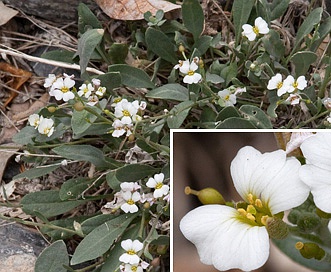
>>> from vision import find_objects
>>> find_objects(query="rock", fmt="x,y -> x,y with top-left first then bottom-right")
0,220 -> 48,271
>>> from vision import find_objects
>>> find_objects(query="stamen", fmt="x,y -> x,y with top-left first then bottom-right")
122,110 -> 131,116
61,87 -> 69,93
247,204 -> 256,215
127,249 -> 136,255
247,193 -> 254,204
255,199 -> 263,208
237,208 -> 247,217
293,82 -> 298,88
246,213 -> 256,221
261,215 -> 269,225
188,70 -> 195,76
253,26 -> 259,35
127,199 -> 135,205
155,182 -> 163,189
277,82 -> 283,89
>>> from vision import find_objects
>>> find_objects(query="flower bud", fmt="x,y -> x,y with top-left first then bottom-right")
178,44 -> 185,53
287,209 -> 300,224
184,186 -> 225,205
295,242 -> 325,260
47,106 -> 57,113
128,134 -> 135,142
74,101 -> 85,111
265,217 -> 289,240
297,212 -> 321,233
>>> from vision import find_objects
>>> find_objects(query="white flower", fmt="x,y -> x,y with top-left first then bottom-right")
146,173 -> 169,198
78,83 -> 94,98
285,93 -> 301,105
37,117 -> 55,137
121,263 -> 143,272
86,95 -> 99,106
28,114 -> 41,128
323,98 -> 331,109
267,73 -> 289,96
234,87 -> 246,96
283,75 -> 307,93
174,59 -> 202,84
120,182 -> 141,192
51,76 -> 75,101
217,89 -> 236,107
92,78 -> 101,87
119,239 -> 143,264
120,191 -> 141,213
180,146 -> 309,271
112,119 -> 133,138
114,99 -> 138,124
95,86 -> 106,97
242,17 -> 269,41
299,133 -> 331,213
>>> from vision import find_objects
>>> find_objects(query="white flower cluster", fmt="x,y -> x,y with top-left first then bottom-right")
267,73 -> 307,105
77,78 -> 106,106
174,57 -> 202,84
102,173 -> 169,214
28,114 -> 55,137
217,87 -> 246,107
119,239 -> 149,271
111,98 -> 146,138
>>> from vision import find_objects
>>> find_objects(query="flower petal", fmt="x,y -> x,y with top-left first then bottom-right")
180,205 -> 269,271
300,165 -> 331,213
231,146 -> 309,214
300,133 -> 331,170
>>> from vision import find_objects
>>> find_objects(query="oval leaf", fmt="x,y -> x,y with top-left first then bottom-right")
291,51 -> 317,77
108,64 -> 154,88
35,240 -> 69,272
232,0 -> 254,45
77,28 -> 104,74
71,214 -> 136,265
21,190 -> 87,218
216,117 -> 256,128
167,101 -> 194,129
239,105 -> 273,128
145,27 -> 178,64
146,83 -> 189,101
116,164 -> 158,182
182,0 -> 204,41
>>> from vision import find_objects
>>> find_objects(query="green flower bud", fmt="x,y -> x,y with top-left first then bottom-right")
185,186 -> 225,205
74,101 -> 85,111
265,217 -> 289,240
287,209 -> 301,224
295,242 -> 325,260
47,106 -> 57,113
297,212 -> 321,233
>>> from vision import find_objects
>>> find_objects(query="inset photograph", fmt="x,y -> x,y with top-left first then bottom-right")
173,131 -> 330,272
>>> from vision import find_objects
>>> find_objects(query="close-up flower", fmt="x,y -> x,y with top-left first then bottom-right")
299,133 -> 331,213
217,89 -> 237,107
146,173 -> 169,198
120,191 -> 141,213
112,119 -> 133,138
119,239 -> 143,264
120,263 -> 143,272
114,99 -> 139,124
51,75 -> 75,102
267,73 -> 289,96
285,93 -> 301,105
43,74 -> 57,89
174,59 -> 202,84
78,83 -> 94,98
180,146 -> 310,271
37,117 -> 55,137
283,75 -> 307,93
242,17 -> 269,41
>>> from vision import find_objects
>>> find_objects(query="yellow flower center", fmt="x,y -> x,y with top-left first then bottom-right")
253,26 -> 259,35
293,82 -> 298,88
127,199 -> 135,205
83,88 -> 89,93
224,95 -> 230,101
43,128 -> 50,135
155,182 -> 163,189
114,97 -> 122,103
122,110 -> 131,116
236,193 -> 271,226
277,82 -> 283,89
131,266 -> 138,272
127,249 -> 136,255
188,70 -> 195,76
61,87 -> 69,93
